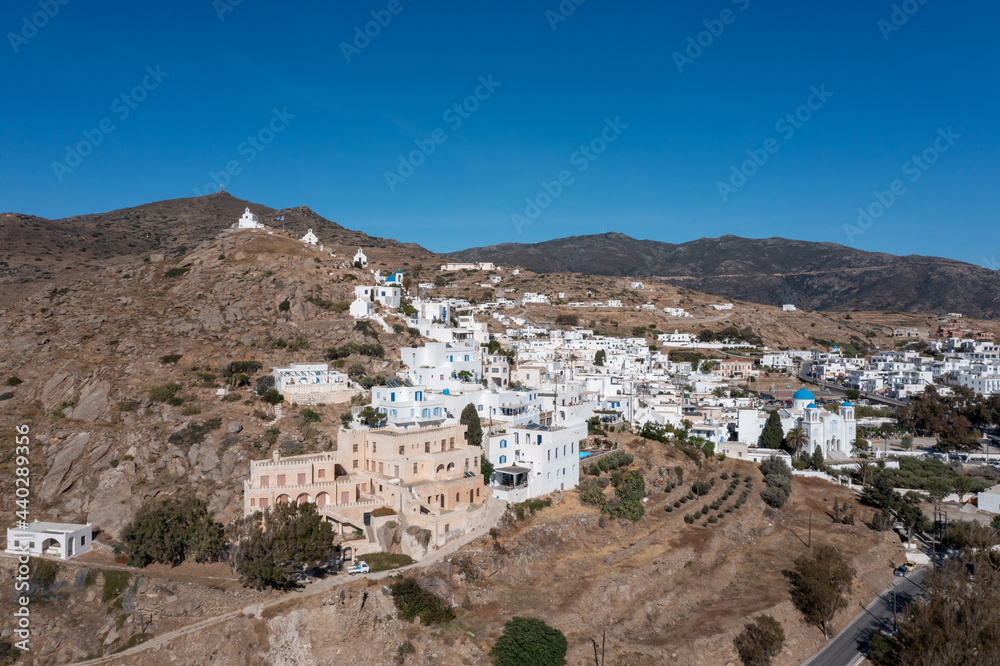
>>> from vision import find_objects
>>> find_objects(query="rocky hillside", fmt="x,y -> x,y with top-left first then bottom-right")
0,225 -> 426,539
0,192 -> 439,307
450,232 -> 1000,318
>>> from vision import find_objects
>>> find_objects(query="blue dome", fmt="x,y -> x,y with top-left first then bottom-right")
841,400 -> 852,407
793,388 -> 815,401
806,402 -> 818,409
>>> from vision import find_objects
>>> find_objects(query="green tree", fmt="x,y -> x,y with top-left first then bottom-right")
785,427 -> 807,452
787,545 -> 856,639
460,403 -> 483,447
953,475 -> 975,503
602,469 -> 645,522
227,502 -> 334,590
845,389 -> 861,401
594,350 -> 606,366
811,445 -> 824,470
121,497 -> 225,567
480,457 -> 494,484
358,406 -> 384,426
899,433 -> 914,450
490,616 -> 567,666
760,411 -> 784,449
733,615 -> 786,666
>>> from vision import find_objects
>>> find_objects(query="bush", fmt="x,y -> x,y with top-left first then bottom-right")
299,408 -> 321,423
30,559 -> 60,594
160,354 -> 182,364
578,479 -> 607,507
684,514 -> 695,524
362,552 -> 413,572
760,485 -> 789,509
692,481 -> 712,496
164,267 -> 189,278
278,300 -> 290,312
601,470 -> 645,522
733,615 -> 786,666
149,383 -> 182,404
370,507 -> 396,518
5,376 -> 23,386
102,570 -> 131,603
490,616 -> 567,666
390,578 -> 455,625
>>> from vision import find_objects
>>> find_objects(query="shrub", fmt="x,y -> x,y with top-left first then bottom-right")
30,559 -> 60,594
160,354 -> 182,364
665,505 -> 674,513
370,507 -> 396,518
260,388 -> 284,405
278,300 -> 290,312
760,485 -> 789,509
164,267 -> 190,278
390,578 -> 455,625
119,401 -> 134,412
5,376 -> 23,386
490,616 -> 567,666
362,552 -> 413,572
692,481 -> 712,496
684,514 -> 695,524
708,515 -> 718,524
721,471 -> 729,480
601,470 -> 645,522
149,383 -> 182,403
673,500 -> 681,508
578,479 -> 607,507
299,408 -> 321,423
102,570 -> 131,603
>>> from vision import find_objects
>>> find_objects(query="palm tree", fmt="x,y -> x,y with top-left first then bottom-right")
785,427 -> 807,452
856,458 -> 873,486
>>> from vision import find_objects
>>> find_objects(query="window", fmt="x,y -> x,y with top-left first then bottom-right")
352,460 -> 359,469
537,435 -> 542,444
81,535 -> 86,546
449,437 -> 455,449
425,442 -> 430,453
499,455 -> 507,464
260,498 -> 268,509
476,488 -> 480,497
464,355 -> 470,361
318,468 -> 326,479
352,443 -> 358,453
547,472 -> 551,480
250,498 -> 256,507
277,475 -> 286,487
297,473 -> 306,485
571,442 -> 575,454
413,463 -> 418,473
500,439 -> 507,448
474,457 -> 478,467
261,475 -> 269,488
399,446 -> 405,455
547,450 -> 551,461
563,445 -> 567,456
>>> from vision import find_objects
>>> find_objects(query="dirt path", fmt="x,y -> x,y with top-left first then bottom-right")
77,497 -> 507,664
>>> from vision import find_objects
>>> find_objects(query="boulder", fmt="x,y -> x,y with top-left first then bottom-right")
228,421 -> 243,434
38,433 -> 91,500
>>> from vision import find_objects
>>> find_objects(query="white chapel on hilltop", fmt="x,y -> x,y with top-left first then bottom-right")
300,228 -> 319,245
353,248 -> 368,267
237,208 -> 264,230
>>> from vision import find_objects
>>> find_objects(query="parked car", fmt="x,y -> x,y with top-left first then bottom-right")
346,561 -> 370,575
894,561 -> 916,577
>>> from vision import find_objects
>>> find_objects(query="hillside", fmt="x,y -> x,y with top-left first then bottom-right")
0,192 -> 438,307
449,233 -> 1000,318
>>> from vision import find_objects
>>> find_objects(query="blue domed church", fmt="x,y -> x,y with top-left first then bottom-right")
779,388 -> 857,460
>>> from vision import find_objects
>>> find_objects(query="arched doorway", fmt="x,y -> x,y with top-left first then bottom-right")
296,493 -> 311,505
277,494 -> 290,504
316,492 -> 329,508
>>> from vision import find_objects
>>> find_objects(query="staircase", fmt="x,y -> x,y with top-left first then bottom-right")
267,404 -> 284,426
368,312 -> 394,334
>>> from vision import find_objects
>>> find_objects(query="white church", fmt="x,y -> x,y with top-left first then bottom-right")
300,228 -> 319,245
236,207 -> 264,230
779,388 -> 857,460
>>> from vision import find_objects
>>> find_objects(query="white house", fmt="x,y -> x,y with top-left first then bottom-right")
237,207 -> 264,229
630,282 -> 644,290
6,521 -> 92,560
349,296 -> 374,319
353,249 -> 369,267
782,304 -> 797,312
710,303 -> 734,311
299,228 -> 320,245
371,381 -> 446,427
485,422 -> 585,502
355,285 -> 401,309
273,363 -> 355,405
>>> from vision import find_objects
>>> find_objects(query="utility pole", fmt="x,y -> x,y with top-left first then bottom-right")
808,509 -> 812,548
601,625 -> 606,666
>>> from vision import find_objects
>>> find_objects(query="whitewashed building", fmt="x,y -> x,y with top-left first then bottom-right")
353,249 -> 369,267
273,363 -> 355,405
237,207 -> 264,229
485,422 -> 585,502
5,522 -> 92,560
299,228 -> 320,245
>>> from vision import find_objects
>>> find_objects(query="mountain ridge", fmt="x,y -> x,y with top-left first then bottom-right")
449,232 -> 1000,318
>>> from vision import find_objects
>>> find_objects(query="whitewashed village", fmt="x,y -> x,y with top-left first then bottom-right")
4,204 -> 1000,665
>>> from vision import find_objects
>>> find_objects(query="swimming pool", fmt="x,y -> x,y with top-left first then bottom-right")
579,452 -> 593,459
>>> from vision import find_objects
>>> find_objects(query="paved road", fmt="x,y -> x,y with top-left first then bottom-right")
803,567 -> 926,666
797,362 -> 908,408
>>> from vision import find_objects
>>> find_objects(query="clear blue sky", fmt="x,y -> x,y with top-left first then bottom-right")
2,0 -> 998,265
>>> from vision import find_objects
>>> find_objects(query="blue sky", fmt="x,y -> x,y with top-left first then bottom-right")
1,0 -> 998,265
